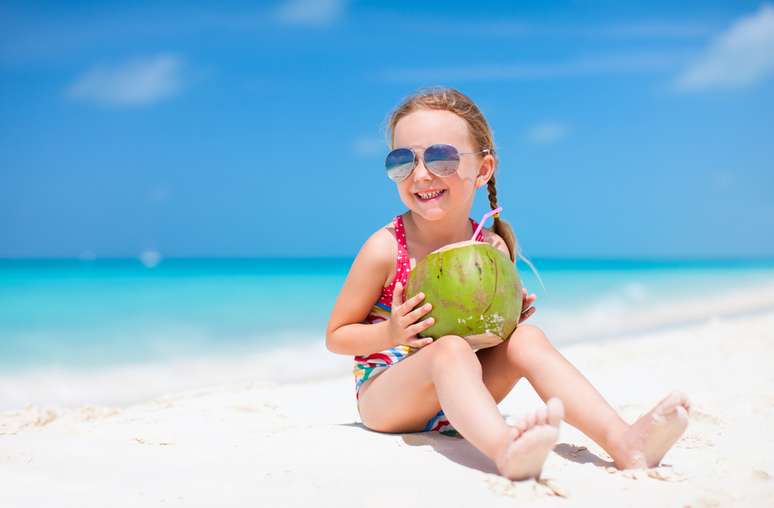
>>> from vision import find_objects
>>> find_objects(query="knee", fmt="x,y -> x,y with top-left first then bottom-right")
507,324 -> 553,367
428,335 -> 480,375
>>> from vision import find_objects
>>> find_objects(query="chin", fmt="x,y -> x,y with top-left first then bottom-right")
411,208 -> 446,221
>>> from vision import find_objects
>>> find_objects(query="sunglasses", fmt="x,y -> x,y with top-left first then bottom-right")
385,144 -> 490,183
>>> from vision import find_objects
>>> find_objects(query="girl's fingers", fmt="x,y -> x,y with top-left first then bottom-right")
402,291 -> 425,311
397,291 -> 425,317
403,303 -> 432,324
391,281 -> 404,311
521,295 -> 536,311
407,317 -> 434,336
407,336 -> 434,348
520,288 -> 537,309
519,307 -> 536,323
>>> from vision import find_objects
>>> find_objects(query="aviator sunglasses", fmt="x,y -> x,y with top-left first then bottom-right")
385,144 -> 490,183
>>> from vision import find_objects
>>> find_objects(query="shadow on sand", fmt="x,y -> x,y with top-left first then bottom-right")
552,443 -> 614,468
337,422 -> 615,473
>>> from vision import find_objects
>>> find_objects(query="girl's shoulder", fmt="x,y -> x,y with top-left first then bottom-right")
357,219 -> 399,267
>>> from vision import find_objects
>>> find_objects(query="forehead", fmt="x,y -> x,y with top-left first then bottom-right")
393,109 -> 472,149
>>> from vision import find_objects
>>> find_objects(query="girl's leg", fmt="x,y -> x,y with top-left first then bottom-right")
357,335 -> 564,479
476,324 -> 691,469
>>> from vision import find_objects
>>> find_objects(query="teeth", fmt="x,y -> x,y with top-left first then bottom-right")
417,190 -> 443,199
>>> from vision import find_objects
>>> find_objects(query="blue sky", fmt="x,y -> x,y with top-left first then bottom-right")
1,0 -> 773,259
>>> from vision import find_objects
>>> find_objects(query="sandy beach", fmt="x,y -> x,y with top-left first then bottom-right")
2,305 -> 773,507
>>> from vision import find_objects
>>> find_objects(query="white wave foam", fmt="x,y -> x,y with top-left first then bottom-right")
536,280 -> 774,344
0,339 -> 352,411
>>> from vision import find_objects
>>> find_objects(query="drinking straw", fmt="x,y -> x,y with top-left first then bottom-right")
471,207 -> 502,241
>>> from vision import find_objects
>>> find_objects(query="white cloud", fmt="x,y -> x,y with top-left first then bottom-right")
353,136 -> 385,156
375,50 -> 690,83
674,4 -> 774,91
273,0 -> 348,27
525,121 -> 569,145
363,12 -> 712,40
67,54 -> 183,106
592,20 -> 713,39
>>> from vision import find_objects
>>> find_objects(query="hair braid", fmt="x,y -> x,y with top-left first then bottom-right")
486,175 -> 517,263
487,175 -> 499,211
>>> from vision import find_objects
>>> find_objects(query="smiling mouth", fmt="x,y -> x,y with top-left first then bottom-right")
415,189 -> 446,201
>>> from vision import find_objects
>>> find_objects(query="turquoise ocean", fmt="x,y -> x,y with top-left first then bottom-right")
2,257 -> 774,409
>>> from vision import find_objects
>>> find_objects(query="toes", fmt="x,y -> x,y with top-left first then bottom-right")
516,399 -> 565,434
670,391 -> 691,417
666,390 -> 690,408
680,393 -> 692,414
514,412 -> 539,432
536,407 -> 548,425
521,425 -> 559,451
497,425 -> 559,481
513,415 -> 529,433
546,398 -> 564,426
657,391 -> 689,416
663,391 -> 681,407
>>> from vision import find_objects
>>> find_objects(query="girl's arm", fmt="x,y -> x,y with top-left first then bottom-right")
325,230 -> 396,356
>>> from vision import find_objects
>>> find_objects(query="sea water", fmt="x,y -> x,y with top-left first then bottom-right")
2,257 -> 774,409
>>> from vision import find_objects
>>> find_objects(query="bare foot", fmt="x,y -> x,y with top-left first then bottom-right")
610,391 -> 691,469
495,398 -> 564,481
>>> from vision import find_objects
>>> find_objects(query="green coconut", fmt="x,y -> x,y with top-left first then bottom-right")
406,240 -> 522,350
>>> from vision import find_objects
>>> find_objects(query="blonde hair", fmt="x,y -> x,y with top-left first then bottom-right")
384,86 -> 544,288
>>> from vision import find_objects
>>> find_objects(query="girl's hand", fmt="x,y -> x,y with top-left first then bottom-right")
388,282 -> 436,348
519,287 -> 537,324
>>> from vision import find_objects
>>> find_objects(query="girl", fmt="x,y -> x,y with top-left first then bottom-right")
325,87 -> 691,481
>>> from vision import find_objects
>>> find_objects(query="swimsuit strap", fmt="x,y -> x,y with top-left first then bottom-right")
393,214 -> 411,286
381,214 -> 486,306
379,215 -> 410,306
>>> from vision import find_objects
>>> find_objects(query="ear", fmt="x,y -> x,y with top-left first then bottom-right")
475,153 -> 496,188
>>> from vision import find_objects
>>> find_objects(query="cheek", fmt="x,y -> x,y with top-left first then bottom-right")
447,175 -> 475,194
457,169 -> 478,186
396,185 -> 416,204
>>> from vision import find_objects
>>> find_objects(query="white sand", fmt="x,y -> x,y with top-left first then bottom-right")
2,309 -> 774,507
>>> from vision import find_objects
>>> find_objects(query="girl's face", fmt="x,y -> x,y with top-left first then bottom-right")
392,109 -> 494,222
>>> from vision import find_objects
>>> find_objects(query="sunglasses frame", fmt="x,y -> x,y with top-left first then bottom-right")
385,144 -> 491,183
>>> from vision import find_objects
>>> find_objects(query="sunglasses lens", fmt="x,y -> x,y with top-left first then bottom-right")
425,144 -> 460,176
385,148 -> 415,182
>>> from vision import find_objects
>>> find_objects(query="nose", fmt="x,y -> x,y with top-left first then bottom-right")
412,155 -> 432,182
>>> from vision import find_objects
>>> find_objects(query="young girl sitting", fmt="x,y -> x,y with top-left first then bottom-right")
325,86 -> 691,481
